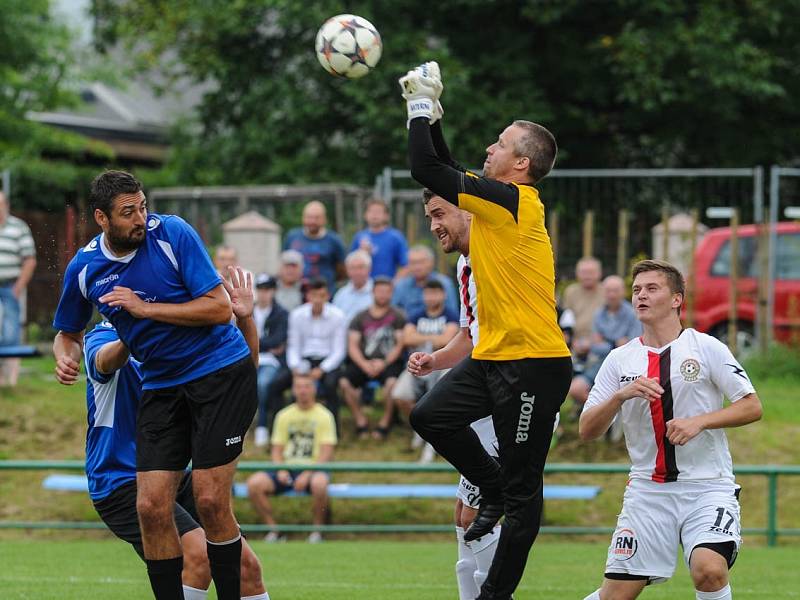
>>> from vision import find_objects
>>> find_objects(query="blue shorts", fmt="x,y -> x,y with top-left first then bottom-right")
267,469 -> 329,495
0,284 -> 21,346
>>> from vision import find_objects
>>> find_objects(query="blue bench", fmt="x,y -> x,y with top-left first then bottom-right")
0,345 -> 40,358
43,474 -> 600,501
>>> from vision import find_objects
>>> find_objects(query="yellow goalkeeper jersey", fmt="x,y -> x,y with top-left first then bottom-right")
458,172 -> 569,360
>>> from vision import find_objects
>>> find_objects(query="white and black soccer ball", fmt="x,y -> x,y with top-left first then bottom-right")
315,14 -> 382,79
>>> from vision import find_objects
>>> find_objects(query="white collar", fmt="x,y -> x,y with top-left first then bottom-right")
99,233 -> 138,264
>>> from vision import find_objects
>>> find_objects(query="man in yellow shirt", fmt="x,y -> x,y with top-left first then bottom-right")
401,63 -> 572,600
245,373 -> 336,544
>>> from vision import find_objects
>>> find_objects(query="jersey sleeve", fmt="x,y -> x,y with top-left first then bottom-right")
408,119 -> 522,227
18,221 -> 36,258
84,327 -> 123,384
271,410 -> 289,446
317,409 -> 338,446
53,255 -> 94,333
584,351 -> 622,411
164,216 -> 222,299
704,337 -> 756,402
395,231 -> 409,267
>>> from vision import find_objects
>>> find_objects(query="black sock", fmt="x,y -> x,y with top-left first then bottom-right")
145,556 -> 184,600
206,536 -> 242,600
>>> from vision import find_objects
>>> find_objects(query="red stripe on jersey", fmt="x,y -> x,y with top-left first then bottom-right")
647,350 -> 668,483
460,263 -> 474,338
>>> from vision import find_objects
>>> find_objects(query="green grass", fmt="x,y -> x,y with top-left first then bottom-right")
1,539 -> 799,599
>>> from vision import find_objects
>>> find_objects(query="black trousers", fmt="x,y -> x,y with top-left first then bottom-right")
410,356 -> 572,600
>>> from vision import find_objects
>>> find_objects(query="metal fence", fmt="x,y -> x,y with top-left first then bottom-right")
1,460 -> 797,546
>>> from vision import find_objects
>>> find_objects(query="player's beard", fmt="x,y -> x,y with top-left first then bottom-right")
106,220 -> 146,252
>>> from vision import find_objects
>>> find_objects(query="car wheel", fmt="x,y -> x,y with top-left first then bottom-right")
709,321 -> 756,356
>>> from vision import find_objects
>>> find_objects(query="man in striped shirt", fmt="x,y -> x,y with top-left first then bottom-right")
0,192 -> 36,386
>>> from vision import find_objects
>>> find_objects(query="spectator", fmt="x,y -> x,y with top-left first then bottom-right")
246,373 -> 336,544
252,274 -> 290,448
275,249 -> 305,311
392,245 -> 458,317
340,276 -> 406,440
568,275 -> 642,411
393,279 -> 459,462
283,201 -> 345,292
0,191 -> 36,387
283,277 -> 347,423
333,250 -> 374,322
213,244 -> 239,279
349,199 -> 409,278
562,257 -> 604,357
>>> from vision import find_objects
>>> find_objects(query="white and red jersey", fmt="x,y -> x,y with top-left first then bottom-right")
456,253 -> 497,456
585,328 -> 755,484
457,254 -> 479,344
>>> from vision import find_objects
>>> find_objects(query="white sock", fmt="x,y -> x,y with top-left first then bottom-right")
470,525 -> 500,590
583,590 -> 601,600
696,584 -> 732,600
242,594 -> 270,600
182,585 -> 208,600
455,526 -> 480,600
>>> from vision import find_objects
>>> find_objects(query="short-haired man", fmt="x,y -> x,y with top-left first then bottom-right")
283,201 -> 345,292
53,171 -> 256,600
391,244 -> 458,317
407,189 -> 503,599
246,372 -> 337,544
568,275 -> 642,412
402,63 -> 572,600
562,256 -> 605,356
285,277 -> 348,423
580,259 -> 762,600
0,191 -> 37,386
394,278 -> 459,460
349,199 -> 409,278
332,250 -> 374,322
340,276 -> 406,440
252,274 -> 289,448
275,250 -> 305,311
84,269 -> 268,600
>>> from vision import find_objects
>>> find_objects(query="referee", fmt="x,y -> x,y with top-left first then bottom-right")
402,64 -> 572,600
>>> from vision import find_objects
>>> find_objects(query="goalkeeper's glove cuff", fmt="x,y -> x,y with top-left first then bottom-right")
407,97 -> 435,128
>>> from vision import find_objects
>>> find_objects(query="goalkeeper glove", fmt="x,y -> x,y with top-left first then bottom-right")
399,61 -> 443,126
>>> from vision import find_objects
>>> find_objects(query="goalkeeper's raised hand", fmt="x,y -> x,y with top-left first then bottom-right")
399,61 -> 443,126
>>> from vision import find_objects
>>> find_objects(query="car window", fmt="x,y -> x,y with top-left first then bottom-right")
776,233 -> 800,280
710,236 -> 758,278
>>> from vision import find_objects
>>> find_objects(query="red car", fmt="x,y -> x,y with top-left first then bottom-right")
689,222 -> 800,347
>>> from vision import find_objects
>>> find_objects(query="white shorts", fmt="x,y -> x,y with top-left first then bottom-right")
456,413 -> 560,509
605,479 -> 742,583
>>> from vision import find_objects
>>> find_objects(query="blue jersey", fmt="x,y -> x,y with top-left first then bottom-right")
349,228 -> 409,278
83,322 -> 140,501
283,228 -> 345,291
53,213 -> 249,389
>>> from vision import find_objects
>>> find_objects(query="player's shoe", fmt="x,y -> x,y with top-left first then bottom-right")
464,498 -> 504,542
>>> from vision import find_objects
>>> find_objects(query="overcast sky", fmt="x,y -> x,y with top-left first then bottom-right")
53,0 -> 92,44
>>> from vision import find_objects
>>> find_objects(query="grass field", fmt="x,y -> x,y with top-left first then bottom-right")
2,539 -> 799,599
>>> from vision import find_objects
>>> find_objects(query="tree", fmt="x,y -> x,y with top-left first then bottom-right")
1,0 -> 113,210
91,0 -> 800,187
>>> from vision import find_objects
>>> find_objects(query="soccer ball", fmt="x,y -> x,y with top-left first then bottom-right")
315,14 -> 382,79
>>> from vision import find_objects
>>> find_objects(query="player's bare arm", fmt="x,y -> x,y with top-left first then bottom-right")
408,327 -> 473,377
98,283 -> 232,326
666,392 -> 762,446
579,377 -> 664,441
53,330 -> 84,385
95,340 -> 131,376
222,266 -> 259,367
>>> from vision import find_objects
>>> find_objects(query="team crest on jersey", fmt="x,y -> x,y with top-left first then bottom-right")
83,239 -> 99,252
147,216 -> 161,230
680,358 -> 701,382
611,528 -> 638,561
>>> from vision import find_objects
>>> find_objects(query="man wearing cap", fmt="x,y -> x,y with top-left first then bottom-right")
275,250 -> 305,311
253,274 -> 290,447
